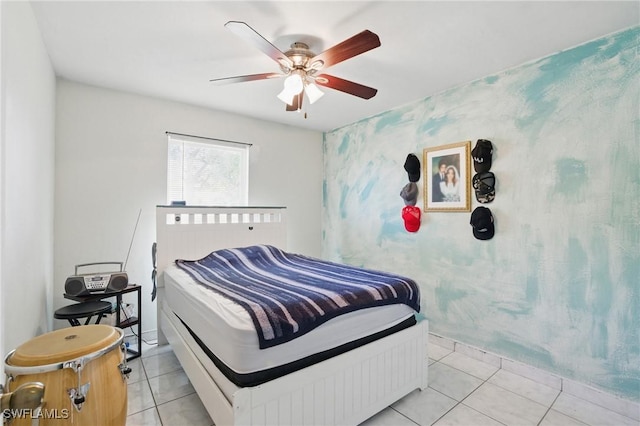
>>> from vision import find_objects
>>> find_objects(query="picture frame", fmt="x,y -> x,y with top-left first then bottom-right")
423,141 -> 471,212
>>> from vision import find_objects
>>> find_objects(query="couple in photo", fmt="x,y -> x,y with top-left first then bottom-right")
432,159 -> 460,202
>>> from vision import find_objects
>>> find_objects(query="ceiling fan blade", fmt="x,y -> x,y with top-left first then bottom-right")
210,72 -> 282,85
309,30 -> 380,70
286,91 -> 304,112
315,74 -> 377,99
225,21 -> 293,69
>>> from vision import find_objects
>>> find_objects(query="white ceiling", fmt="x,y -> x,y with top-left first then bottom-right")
31,1 -> 638,132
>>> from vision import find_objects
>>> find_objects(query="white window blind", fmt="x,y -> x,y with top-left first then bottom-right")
167,133 -> 249,206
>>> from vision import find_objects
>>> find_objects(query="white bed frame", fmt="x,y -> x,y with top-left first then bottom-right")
156,206 -> 427,426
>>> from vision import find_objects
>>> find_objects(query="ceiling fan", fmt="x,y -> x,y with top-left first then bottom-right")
210,21 -> 381,112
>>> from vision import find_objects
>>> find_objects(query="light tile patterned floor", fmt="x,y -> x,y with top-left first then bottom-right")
126,341 -> 639,426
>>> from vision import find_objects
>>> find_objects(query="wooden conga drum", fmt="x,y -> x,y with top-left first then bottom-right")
4,325 -> 128,425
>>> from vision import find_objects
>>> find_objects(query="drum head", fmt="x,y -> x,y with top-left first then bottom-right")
8,325 -> 119,367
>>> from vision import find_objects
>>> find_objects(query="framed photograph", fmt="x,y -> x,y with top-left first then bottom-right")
423,141 -> 471,212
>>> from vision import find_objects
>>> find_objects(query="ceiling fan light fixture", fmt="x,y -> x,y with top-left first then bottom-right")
305,82 -> 324,104
284,71 -> 304,93
277,88 -> 296,105
277,71 -> 304,105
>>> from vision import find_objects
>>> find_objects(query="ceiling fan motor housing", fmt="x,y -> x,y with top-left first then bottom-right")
281,42 -> 322,74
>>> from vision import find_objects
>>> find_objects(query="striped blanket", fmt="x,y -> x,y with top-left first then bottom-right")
175,245 -> 420,349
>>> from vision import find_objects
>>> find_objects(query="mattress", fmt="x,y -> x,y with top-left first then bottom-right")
164,265 -> 417,377
175,244 -> 421,349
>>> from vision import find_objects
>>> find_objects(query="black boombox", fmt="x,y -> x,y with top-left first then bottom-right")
64,262 -> 128,296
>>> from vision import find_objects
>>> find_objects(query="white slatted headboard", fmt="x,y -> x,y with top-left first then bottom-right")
155,205 -> 287,343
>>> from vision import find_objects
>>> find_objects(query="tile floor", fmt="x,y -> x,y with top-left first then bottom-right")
126,341 -> 638,426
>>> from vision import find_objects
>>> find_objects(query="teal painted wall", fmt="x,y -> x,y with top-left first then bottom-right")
323,27 -> 639,401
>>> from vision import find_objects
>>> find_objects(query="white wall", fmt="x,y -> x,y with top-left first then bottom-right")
55,80 -> 323,336
1,2 -> 56,354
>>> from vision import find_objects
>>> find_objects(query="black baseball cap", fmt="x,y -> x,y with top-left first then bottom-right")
472,172 -> 495,203
404,154 -> 421,182
470,206 -> 495,240
472,139 -> 493,173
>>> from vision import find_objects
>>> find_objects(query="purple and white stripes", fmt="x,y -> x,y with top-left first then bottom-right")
175,245 -> 420,349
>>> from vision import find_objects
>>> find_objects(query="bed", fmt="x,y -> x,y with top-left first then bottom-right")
156,205 -> 428,426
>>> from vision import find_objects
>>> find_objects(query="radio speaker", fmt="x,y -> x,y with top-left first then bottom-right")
64,273 -> 128,296
65,277 -> 90,297
106,273 -> 128,292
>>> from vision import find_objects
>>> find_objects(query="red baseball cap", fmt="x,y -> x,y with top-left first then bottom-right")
402,206 -> 421,232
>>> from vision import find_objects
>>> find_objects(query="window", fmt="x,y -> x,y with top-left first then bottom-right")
167,133 -> 249,206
